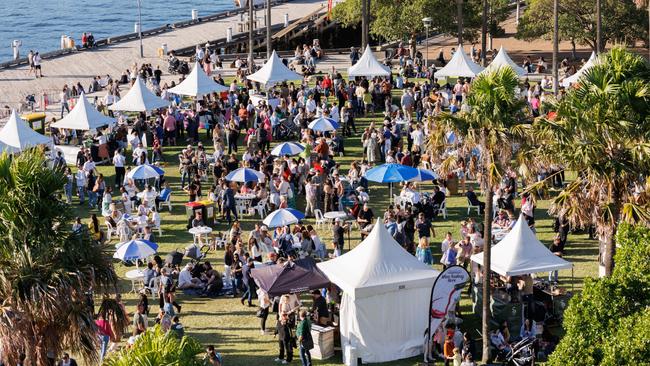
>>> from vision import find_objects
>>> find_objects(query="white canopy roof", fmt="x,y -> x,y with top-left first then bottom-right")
471,216 -> 573,276
52,92 -> 115,130
435,45 -> 485,78
318,222 -> 438,299
348,45 -> 391,77
561,51 -> 597,87
167,61 -> 229,97
109,77 -> 169,112
481,46 -> 526,76
0,110 -> 51,152
247,51 -> 303,86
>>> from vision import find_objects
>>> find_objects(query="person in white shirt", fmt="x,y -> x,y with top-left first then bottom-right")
113,148 -> 126,188
82,158 -> 97,176
330,103 -> 340,123
132,142 -> 146,164
178,263 -> 203,289
356,186 -> 369,204
305,95 -> 317,115
410,124 -> 425,151
75,169 -> 87,204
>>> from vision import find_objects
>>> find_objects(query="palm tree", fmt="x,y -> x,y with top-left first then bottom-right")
526,47 -> 650,277
0,150 -> 117,366
103,325 -> 206,366
427,67 -> 529,362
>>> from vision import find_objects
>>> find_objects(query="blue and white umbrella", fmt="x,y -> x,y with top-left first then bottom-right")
113,239 -> 158,261
363,163 -> 419,183
126,164 -> 164,180
263,208 -> 305,228
226,167 -> 266,183
271,142 -> 305,156
408,168 -> 438,182
308,116 -> 339,132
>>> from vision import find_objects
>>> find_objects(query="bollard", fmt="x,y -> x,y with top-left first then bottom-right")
134,22 -> 141,34
11,40 -> 21,60
192,9 -> 198,20
226,27 -> 233,42
61,35 -> 66,50
284,13 -> 289,27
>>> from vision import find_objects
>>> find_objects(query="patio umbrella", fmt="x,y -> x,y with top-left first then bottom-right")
263,208 -> 305,228
364,163 -> 419,201
408,168 -> 438,182
226,167 -> 265,183
271,142 -> 305,156
113,239 -> 158,262
308,116 -> 339,132
126,164 -> 164,180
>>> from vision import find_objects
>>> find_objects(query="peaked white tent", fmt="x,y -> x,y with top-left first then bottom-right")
348,45 -> 391,77
471,216 -> 573,276
561,51 -> 597,87
0,110 -> 51,152
109,76 -> 169,112
435,45 -> 485,78
167,61 -> 229,97
318,223 -> 438,364
52,92 -> 115,130
247,50 -> 302,85
481,46 -> 526,76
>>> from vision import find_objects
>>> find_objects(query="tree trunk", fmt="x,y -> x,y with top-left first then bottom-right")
571,39 -> 577,60
481,0 -> 488,66
596,0 -> 602,54
361,0 -> 369,49
457,0 -> 464,45
266,0 -> 272,59
516,0 -> 520,25
248,0 -> 254,72
481,187 -> 494,363
600,185 -> 622,276
552,0 -> 559,95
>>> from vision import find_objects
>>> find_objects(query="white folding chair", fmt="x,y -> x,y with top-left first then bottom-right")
105,220 -> 118,242
436,200 -> 448,219
152,216 -> 162,237
467,198 -> 481,215
314,209 -> 326,228
163,192 -> 173,212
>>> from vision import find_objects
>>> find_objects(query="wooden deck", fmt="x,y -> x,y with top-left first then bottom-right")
0,0 -> 324,110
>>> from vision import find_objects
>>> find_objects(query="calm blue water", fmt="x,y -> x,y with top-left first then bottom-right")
0,0 -> 236,62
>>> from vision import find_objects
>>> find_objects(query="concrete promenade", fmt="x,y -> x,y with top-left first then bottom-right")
0,0 -> 324,110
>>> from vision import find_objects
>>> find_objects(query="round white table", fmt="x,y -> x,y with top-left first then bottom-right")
125,269 -> 144,293
189,226 -> 213,244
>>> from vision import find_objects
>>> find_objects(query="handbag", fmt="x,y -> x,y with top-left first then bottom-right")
256,307 -> 267,318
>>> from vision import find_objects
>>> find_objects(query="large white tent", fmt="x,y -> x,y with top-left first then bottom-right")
481,46 -> 526,77
348,45 -> 391,77
52,92 -> 115,130
317,223 -> 438,364
167,61 -> 229,97
471,215 -> 573,276
561,51 -> 597,87
247,50 -> 302,86
435,45 -> 485,78
0,110 -> 51,152
109,76 -> 169,112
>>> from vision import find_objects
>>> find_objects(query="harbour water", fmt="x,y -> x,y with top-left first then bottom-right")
0,0 -> 235,62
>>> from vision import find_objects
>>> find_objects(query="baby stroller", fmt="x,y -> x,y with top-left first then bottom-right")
277,119 -> 299,140
505,337 -> 536,366
184,243 -> 210,261
168,56 -> 190,75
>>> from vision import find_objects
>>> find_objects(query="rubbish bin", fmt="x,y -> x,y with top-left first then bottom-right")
446,173 -> 458,195
21,112 -> 46,134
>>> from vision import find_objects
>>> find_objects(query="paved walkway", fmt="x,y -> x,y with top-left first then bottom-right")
0,0 -> 324,109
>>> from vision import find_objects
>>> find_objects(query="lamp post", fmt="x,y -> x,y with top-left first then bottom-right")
137,0 -> 143,58
422,17 -> 432,70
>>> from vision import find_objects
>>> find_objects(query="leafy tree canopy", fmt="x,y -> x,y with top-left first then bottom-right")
548,223 -> 650,365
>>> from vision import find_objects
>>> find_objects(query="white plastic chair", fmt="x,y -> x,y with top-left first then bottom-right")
152,215 -> 162,237
467,198 -> 481,215
436,200 -> 448,219
105,220 -> 118,242
163,192 -> 173,212
252,198 -> 268,218
236,200 -> 248,217
314,209 -> 326,228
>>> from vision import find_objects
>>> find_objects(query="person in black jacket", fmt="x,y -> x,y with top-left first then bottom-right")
274,313 -> 294,364
465,186 -> 485,214
57,353 -> 78,366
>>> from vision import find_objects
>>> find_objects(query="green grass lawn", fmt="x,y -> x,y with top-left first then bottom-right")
68,95 -> 598,366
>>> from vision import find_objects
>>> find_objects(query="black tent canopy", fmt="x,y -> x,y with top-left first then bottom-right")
251,257 -> 330,297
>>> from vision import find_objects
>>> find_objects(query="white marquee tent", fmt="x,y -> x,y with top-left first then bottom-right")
168,61 -> 229,97
109,76 -> 169,112
561,51 -> 597,87
317,223 -> 438,364
435,45 -> 485,78
348,45 -> 391,77
0,110 -> 51,152
52,92 -> 115,130
481,46 -> 526,77
471,215 -> 573,276
247,51 -> 302,86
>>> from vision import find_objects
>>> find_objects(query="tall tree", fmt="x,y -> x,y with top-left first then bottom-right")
427,67 -> 529,363
0,150 -> 117,366
526,47 -> 650,276
517,0 -> 649,53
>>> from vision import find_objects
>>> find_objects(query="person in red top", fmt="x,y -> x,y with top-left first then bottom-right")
314,138 -> 329,160
96,311 -> 115,362
321,75 -> 332,96
163,111 -> 176,146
